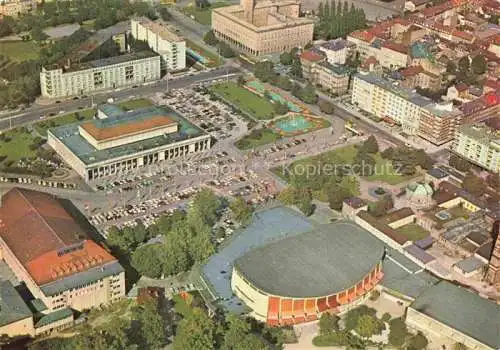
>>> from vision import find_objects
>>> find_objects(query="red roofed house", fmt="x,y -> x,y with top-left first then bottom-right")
0,188 -> 125,313
347,30 -> 376,58
299,50 -> 325,80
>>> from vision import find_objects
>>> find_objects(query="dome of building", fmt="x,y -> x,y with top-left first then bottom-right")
406,182 -> 434,209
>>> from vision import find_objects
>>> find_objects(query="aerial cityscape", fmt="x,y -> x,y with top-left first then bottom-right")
0,0 -> 498,348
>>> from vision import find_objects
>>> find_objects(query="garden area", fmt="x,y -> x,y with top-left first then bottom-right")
395,223 -> 430,241
118,98 -> 153,111
181,2 -> 228,25
235,128 -> 281,150
0,128 -> 38,164
210,81 -> 276,120
35,108 -> 96,136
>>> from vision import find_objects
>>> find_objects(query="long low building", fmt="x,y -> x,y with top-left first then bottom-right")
40,51 -> 161,99
0,188 -> 125,315
48,104 -> 211,182
232,221 -> 385,325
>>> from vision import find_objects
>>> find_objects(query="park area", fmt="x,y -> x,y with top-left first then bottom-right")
210,82 -> 276,120
186,39 -> 222,68
182,2 -> 228,25
0,41 -> 41,62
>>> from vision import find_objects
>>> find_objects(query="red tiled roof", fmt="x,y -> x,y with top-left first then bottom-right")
422,1 -> 453,17
349,30 -> 375,43
382,41 -> 409,55
452,30 -> 475,42
0,188 -> 117,285
300,50 -> 324,62
401,65 -> 424,77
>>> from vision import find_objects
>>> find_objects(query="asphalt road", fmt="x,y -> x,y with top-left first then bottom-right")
0,66 -> 241,131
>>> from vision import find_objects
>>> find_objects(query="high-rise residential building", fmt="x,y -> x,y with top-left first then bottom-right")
130,17 -> 186,72
212,0 -> 314,57
351,72 -> 462,144
0,188 -> 126,314
40,52 -> 161,99
451,124 -> 499,173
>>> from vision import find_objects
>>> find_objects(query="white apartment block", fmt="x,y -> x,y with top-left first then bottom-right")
318,39 -> 348,65
131,17 -> 186,71
452,124 -> 499,173
40,52 -> 161,99
351,72 -> 425,135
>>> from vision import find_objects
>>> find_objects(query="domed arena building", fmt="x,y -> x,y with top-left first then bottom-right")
231,221 -> 385,325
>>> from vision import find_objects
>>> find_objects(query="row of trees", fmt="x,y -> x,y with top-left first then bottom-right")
203,30 -> 236,58
0,0 -> 157,38
447,55 -> 487,85
316,0 -> 367,39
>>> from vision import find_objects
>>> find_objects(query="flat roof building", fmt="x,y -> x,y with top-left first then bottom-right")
212,0 -> 314,57
41,51 -> 161,99
131,17 -> 186,71
0,188 -> 125,314
452,123 -> 499,173
48,104 -> 211,181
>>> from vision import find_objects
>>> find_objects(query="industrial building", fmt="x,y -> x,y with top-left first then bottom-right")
0,188 -> 125,318
212,0 -> 314,57
131,17 -> 186,71
48,103 -> 212,182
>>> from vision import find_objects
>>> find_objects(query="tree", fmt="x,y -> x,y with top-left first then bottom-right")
471,55 -> 487,75
369,194 -> 393,217
277,75 -> 293,91
30,26 -> 48,42
222,315 -> 266,350
273,101 -> 289,115
353,151 -> 376,176
254,61 -> 276,83
290,58 -> 302,78
131,244 -> 165,278
318,99 -> 335,114
462,171 -> 486,197
299,83 -> 317,104
218,42 -> 235,58
388,318 -> 408,347
134,300 -> 167,349
204,30 -> 218,46
344,306 -> 377,331
159,7 -> 172,21
237,75 -> 245,86
279,52 -> 294,65
355,315 -> 378,338
173,308 -> 215,350
230,196 -> 253,225
449,154 -> 471,172
319,313 -> 340,335
326,185 -> 351,210
408,332 -> 428,350
189,188 -> 222,227
360,135 -> 378,154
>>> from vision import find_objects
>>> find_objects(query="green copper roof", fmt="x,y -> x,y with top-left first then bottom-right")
35,308 -> 73,328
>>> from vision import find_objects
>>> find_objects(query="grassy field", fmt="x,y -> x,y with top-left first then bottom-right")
0,41 -> 41,62
0,129 -> 38,164
211,82 -> 275,120
395,223 -> 430,241
185,39 -> 222,68
118,98 -> 153,110
235,129 -> 281,150
35,109 -> 96,136
182,2 -> 228,25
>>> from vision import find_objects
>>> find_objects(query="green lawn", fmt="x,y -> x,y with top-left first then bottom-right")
211,82 -> 275,120
365,153 -> 419,185
185,39 -> 222,68
118,98 -> 153,110
35,109 -> 96,136
182,2 -> 229,25
0,41 -> 41,62
0,129 -> 38,164
235,128 -> 281,150
395,223 -> 430,241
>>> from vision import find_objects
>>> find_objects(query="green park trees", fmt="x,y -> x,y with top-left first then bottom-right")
203,30 -> 218,46
316,0 -> 367,39
230,196 -> 253,225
